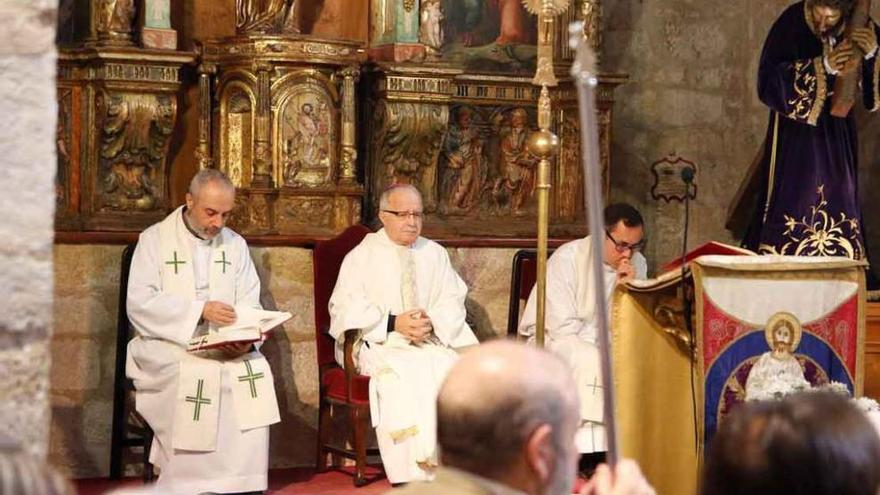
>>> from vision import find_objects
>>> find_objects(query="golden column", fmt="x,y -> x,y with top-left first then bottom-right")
524,0 -> 570,346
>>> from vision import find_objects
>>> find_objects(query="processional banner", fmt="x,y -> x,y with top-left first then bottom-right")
692,256 -> 866,446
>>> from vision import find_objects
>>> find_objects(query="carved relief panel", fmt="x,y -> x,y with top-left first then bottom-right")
362,64 -> 624,238
96,91 -> 175,213
56,48 -> 195,231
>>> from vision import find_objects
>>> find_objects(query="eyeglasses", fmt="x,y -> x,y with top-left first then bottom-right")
381,209 -> 424,220
605,230 -> 645,253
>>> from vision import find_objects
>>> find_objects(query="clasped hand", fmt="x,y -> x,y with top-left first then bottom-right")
394,309 -> 433,343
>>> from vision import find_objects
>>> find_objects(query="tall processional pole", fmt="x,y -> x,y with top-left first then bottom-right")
524,0 -> 569,346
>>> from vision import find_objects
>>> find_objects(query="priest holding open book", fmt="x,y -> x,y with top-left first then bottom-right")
126,169 -> 281,494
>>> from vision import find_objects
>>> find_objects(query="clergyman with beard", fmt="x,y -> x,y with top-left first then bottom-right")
126,168 -> 279,494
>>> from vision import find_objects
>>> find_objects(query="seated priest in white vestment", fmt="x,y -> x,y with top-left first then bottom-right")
126,169 -> 280,494
518,203 -> 647,470
328,184 -> 478,484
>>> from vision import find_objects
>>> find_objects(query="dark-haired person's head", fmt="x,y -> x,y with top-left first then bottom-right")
809,0 -> 855,35
437,341 -> 580,495
701,392 -> 880,495
602,203 -> 645,269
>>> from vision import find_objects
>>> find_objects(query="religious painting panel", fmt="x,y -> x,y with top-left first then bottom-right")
94,89 -> 174,215
693,259 -> 865,448
438,0 -> 537,73
218,79 -> 256,189
273,76 -> 337,189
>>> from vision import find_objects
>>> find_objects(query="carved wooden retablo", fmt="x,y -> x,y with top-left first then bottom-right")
361,64 -> 625,238
199,35 -> 364,236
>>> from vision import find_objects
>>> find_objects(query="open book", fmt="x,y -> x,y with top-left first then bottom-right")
187,306 -> 292,352
659,241 -> 755,274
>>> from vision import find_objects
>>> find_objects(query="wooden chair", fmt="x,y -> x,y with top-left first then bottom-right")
313,224 -> 382,486
109,243 -> 155,482
506,248 -> 555,337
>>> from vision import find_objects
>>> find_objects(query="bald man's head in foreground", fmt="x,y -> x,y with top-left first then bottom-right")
437,341 -> 580,495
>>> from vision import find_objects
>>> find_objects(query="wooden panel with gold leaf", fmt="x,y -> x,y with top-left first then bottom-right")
201,35 -> 365,236
56,47 -> 195,232
360,63 -> 626,238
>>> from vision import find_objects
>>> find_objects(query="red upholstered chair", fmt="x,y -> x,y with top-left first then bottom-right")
506,248 -> 555,337
313,224 -> 381,486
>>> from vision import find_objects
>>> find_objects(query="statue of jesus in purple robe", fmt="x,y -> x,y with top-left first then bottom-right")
744,0 -> 880,267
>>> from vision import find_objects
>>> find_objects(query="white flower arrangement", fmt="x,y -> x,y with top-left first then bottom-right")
747,375 -> 880,414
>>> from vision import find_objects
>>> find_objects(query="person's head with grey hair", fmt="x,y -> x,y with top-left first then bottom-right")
378,184 -> 424,247
184,168 -> 236,240
436,341 -> 580,495
0,440 -> 73,495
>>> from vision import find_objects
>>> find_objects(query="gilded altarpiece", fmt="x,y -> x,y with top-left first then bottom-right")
363,0 -> 621,238
200,37 -> 364,236
56,0 -> 195,231
361,68 -> 623,237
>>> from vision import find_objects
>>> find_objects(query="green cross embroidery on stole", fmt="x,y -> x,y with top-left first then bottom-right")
165,251 -> 186,274
185,378 -> 212,421
238,360 -> 265,399
215,250 -> 232,274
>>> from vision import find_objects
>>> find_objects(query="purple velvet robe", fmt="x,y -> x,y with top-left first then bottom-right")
744,1 -> 880,260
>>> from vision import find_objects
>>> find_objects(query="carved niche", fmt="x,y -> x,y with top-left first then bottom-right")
361,63 -> 624,238
200,36 -> 363,236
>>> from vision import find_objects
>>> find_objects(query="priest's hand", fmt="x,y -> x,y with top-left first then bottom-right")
616,258 -> 636,284
203,301 -> 237,326
827,40 -> 856,73
218,341 -> 254,359
852,26 -> 878,57
580,459 -> 656,495
395,309 -> 433,343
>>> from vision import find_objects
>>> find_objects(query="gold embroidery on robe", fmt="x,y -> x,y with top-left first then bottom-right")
390,425 -> 419,443
758,185 -> 863,259
786,57 -> 827,126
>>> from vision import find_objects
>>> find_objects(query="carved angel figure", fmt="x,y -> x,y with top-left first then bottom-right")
419,0 -> 444,51
97,0 -> 135,39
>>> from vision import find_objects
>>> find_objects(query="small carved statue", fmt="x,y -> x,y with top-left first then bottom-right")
96,0 -> 136,41
443,107 -> 486,212
581,0 -> 602,51
419,0 -> 444,53
492,108 -> 537,216
236,0 -> 300,34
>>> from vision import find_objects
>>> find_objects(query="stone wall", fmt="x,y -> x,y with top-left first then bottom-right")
49,243 -> 515,478
0,0 -> 57,458
603,0 -> 880,273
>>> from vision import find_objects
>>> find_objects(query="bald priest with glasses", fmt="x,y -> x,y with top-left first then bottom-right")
328,184 -> 478,484
518,203 -> 647,472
